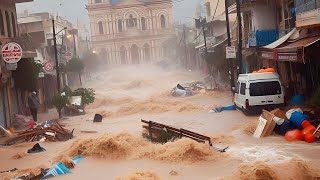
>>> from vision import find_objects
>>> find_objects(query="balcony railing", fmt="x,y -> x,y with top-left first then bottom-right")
295,0 -> 320,14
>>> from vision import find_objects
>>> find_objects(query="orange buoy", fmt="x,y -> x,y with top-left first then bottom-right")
301,120 -> 312,129
285,129 -> 304,142
302,125 -> 316,135
304,134 -> 316,143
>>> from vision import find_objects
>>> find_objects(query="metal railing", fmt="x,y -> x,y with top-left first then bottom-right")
296,0 -> 320,14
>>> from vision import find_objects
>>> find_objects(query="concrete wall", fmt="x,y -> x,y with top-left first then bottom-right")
205,0 -> 225,18
0,0 -> 18,39
252,0 -> 277,30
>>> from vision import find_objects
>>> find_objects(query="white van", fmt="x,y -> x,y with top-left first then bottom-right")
234,72 -> 284,114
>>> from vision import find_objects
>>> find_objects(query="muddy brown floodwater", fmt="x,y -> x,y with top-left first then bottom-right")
1,65 -> 320,180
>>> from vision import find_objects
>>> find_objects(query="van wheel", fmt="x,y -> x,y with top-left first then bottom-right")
242,107 -> 249,116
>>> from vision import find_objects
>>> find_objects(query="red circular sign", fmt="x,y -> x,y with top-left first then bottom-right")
65,51 -> 73,61
1,42 -> 23,64
44,62 -> 54,72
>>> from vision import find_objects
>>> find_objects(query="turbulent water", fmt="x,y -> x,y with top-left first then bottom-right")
1,65 -> 319,180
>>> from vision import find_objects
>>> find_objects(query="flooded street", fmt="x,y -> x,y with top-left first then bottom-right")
1,65 -> 320,180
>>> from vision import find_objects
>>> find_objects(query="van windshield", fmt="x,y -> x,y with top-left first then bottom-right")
249,81 -> 281,96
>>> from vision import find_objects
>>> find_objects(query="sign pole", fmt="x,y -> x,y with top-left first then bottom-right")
236,0 -> 243,75
225,0 -> 235,93
52,19 -> 61,94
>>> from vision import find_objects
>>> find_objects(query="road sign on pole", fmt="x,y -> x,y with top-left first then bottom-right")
6,63 -> 18,71
226,46 -> 236,59
43,62 -> 55,72
65,51 -> 72,61
1,42 -> 23,64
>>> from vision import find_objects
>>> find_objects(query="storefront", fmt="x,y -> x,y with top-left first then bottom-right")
258,30 -> 320,98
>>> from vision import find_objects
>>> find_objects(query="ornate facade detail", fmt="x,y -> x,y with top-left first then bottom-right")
87,0 -> 175,64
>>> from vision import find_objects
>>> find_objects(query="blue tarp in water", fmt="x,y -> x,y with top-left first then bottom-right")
41,156 -> 84,179
210,105 -> 236,113
41,162 -> 71,179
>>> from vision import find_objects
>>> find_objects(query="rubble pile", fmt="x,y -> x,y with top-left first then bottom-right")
1,120 -> 73,145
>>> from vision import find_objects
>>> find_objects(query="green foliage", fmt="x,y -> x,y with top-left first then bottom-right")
62,86 -> 73,97
52,94 -> 69,117
72,88 -> 95,105
66,57 -> 84,73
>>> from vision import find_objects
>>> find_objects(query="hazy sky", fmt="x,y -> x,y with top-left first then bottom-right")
17,0 -> 203,34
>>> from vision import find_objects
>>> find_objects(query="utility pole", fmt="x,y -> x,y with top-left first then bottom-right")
202,18 -> 213,89
225,0 -> 235,92
52,19 -> 61,94
183,25 -> 188,69
236,0 -> 243,75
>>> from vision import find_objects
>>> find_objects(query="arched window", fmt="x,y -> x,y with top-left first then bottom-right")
5,11 -> 11,37
143,43 -> 151,62
131,44 -> 139,64
0,10 -> 5,35
127,14 -> 137,28
141,17 -> 146,31
95,0 -> 101,3
118,19 -> 122,32
160,15 -> 166,29
11,12 -> 16,37
98,21 -> 103,34
120,46 -> 127,64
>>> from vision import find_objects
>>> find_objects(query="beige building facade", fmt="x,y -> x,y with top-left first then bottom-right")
86,0 -> 176,64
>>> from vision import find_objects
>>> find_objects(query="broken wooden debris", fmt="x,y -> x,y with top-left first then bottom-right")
1,120 -> 74,145
141,119 -> 228,153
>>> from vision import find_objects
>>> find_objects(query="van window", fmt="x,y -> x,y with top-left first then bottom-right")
249,81 -> 281,96
240,83 -> 246,95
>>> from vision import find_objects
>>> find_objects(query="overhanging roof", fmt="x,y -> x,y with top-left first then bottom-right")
277,35 -> 320,52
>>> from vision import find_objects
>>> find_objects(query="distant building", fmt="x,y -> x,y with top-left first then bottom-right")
17,12 -> 80,108
86,0 -> 176,64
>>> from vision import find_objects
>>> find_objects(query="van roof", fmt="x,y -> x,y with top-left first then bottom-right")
238,72 -> 280,81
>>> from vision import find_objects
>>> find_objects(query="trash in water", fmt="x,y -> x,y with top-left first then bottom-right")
170,84 -> 193,97
93,114 -> 103,122
41,162 -> 71,179
27,143 -> 46,153
41,156 -> 84,179
209,105 -> 236,113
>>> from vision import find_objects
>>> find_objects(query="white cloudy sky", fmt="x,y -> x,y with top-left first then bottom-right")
17,0 -> 203,34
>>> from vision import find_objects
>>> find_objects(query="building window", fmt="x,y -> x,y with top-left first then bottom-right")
143,43 -> 151,62
240,83 -> 246,95
141,17 -> 146,30
127,14 -> 137,28
131,44 -> 139,64
160,15 -> 166,28
95,0 -> 101,3
5,11 -> 11,37
118,19 -> 123,32
11,12 -> 16,37
0,10 -> 4,36
98,21 -> 103,34
283,0 -> 295,30
120,46 -> 127,64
